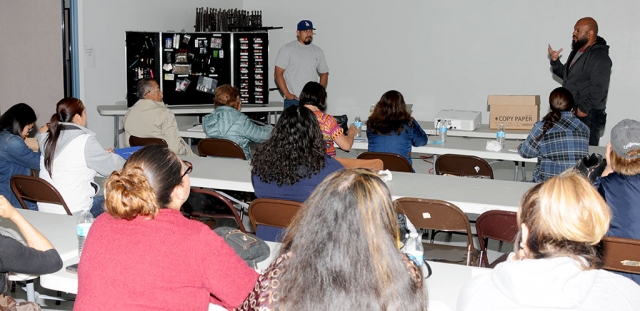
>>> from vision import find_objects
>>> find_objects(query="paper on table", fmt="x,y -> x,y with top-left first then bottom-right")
378,169 -> 392,182
188,124 -> 203,132
485,140 -> 503,151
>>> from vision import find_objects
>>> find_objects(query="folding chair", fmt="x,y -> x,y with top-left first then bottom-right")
11,175 -> 72,215
129,135 -> 168,147
395,197 -> 478,266
602,236 -> 640,275
357,151 -> 413,172
475,210 -> 518,268
248,198 -> 302,242
183,187 -> 247,232
197,138 -> 246,160
435,153 -> 494,179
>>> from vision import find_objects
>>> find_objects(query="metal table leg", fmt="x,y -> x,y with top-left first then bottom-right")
113,115 -> 120,148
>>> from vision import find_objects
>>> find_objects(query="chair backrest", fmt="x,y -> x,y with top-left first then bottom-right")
129,135 -> 168,147
602,236 -> 640,275
357,152 -> 413,173
185,187 -> 247,232
10,175 -> 72,215
248,198 -> 302,230
395,197 -> 475,265
197,138 -> 246,160
475,210 -> 518,267
335,157 -> 384,171
435,154 -> 494,179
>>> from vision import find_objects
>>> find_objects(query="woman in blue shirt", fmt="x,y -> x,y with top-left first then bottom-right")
251,105 -> 343,203
366,90 -> 428,168
0,103 -> 42,209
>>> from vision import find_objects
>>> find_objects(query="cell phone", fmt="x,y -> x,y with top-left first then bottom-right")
66,263 -> 78,274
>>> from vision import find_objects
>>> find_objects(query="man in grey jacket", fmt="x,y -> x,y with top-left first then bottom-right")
548,17 -> 612,146
123,78 -> 195,155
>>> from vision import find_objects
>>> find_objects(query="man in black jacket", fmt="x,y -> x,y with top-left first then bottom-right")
548,17 -> 612,146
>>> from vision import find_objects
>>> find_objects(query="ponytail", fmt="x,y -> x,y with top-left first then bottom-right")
535,109 -> 562,141
536,87 -> 575,141
43,98 -> 86,176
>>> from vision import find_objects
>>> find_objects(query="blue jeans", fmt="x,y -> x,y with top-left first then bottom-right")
90,195 -> 105,218
284,99 -> 299,109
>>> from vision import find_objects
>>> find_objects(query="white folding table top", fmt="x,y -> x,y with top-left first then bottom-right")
182,155 -> 532,214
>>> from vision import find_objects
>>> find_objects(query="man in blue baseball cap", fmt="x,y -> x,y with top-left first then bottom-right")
275,20 -> 329,109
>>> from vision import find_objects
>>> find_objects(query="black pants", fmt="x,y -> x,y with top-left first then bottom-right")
579,109 -> 607,146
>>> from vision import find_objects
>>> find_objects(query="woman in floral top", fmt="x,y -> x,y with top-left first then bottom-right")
300,82 -> 359,157
236,169 -> 426,311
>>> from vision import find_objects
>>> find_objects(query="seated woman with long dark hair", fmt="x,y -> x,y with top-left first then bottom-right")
366,90 -> 428,167
0,103 -> 44,210
518,87 -> 589,182
38,98 -> 125,216
75,145 -> 258,310
237,169 -> 426,311
251,105 -> 344,203
300,82 -> 359,157
458,171 -> 640,310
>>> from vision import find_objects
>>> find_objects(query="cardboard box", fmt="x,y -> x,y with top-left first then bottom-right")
488,95 -> 540,130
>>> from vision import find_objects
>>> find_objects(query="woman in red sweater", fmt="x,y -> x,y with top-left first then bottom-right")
75,145 -> 258,311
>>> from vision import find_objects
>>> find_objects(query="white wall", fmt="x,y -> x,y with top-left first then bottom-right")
83,0 -> 640,147
245,0 -> 640,145
0,0 -> 63,127
79,0 -> 241,147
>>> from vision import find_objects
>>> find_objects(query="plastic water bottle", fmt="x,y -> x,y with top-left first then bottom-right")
403,232 -> 424,267
439,123 -> 448,143
497,123 -> 506,146
354,116 -> 362,138
77,208 -> 94,257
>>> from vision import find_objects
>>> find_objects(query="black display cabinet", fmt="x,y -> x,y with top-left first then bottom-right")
125,31 -> 268,107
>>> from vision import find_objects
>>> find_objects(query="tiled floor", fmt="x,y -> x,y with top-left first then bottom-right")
15,149 -> 532,310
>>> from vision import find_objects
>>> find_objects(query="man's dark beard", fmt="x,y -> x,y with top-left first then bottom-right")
304,38 -> 312,45
572,37 -> 588,50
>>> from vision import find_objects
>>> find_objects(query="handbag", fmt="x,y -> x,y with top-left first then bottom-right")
332,115 -> 349,136
574,153 -> 607,183
214,227 -> 270,268
0,294 -> 41,311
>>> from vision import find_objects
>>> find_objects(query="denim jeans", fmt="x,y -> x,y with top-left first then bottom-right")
284,99 -> 299,109
90,195 -> 105,218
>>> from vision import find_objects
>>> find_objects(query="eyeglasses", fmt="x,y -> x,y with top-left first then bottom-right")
181,160 -> 193,179
146,89 -> 162,95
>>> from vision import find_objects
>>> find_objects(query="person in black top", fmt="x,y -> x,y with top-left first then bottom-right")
0,195 -> 62,292
548,17 -> 612,146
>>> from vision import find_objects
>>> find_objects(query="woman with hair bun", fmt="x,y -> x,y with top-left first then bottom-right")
458,171 -> 640,310
75,145 -> 258,311
38,98 -> 124,216
518,87 -> 589,182
0,103 -> 44,209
